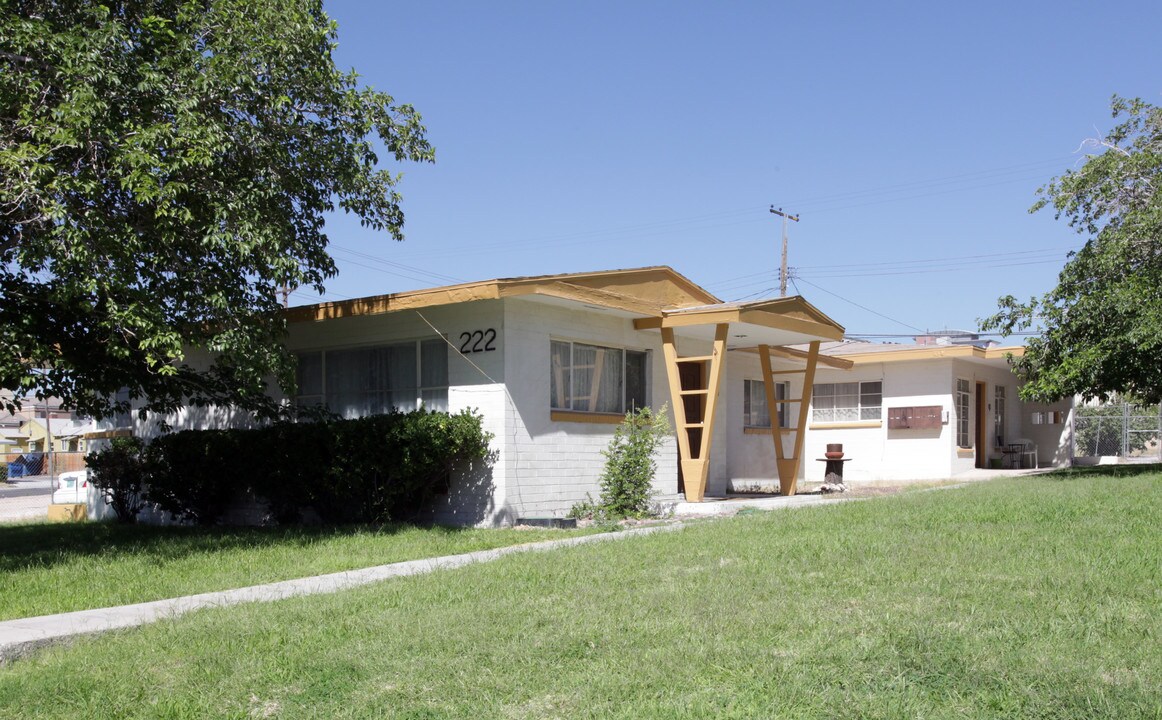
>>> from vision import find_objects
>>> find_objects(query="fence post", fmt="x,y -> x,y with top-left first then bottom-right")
1121,403 -> 1128,458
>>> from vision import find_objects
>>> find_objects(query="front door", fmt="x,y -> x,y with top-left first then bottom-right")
975,381 -> 986,468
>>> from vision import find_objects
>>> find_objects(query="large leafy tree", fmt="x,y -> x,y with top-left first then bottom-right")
982,96 -> 1162,404
0,0 -> 433,418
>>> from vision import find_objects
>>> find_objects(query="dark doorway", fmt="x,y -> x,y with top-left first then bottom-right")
975,381 -> 987,468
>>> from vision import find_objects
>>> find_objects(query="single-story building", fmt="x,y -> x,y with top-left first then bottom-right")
111,266 -> 1072,526
728,339 -> 1073,491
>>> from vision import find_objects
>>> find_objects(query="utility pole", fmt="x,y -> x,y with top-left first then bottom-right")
770,206 -> 800,297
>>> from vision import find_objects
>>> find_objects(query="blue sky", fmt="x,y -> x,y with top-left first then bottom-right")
310,0 -> 1162,342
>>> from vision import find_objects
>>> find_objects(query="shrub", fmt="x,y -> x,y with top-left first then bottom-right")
145,430 -> 243,525
85,437 -> 148,523
124,408 -> 494,526
319,410 -> 494,523
572,405 -> 670,520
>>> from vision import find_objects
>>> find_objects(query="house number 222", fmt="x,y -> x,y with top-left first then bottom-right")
459,329 -> 497,354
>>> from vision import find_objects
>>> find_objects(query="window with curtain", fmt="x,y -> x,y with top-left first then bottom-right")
811,381 -> 882,422
550,340 -> 647,414
294,339 -> 448,417
955,378 -> 971,447
744,379 -> 789,428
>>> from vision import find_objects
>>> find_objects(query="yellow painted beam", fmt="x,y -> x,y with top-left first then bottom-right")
759,344 -> 786,465
689,324 -> 729,501
660,327 -> 695,498
775,340 -> 820,496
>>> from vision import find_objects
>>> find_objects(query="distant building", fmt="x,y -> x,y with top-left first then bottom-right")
913,329 -> 997,348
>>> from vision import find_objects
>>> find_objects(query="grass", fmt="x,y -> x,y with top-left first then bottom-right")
1,470 -> 1160,718
0,522 -> 598,621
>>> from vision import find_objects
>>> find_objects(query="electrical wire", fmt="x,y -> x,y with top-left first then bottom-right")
793,276 -> 925,334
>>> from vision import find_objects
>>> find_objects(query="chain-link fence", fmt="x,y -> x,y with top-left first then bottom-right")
1073,403 -> 1162,460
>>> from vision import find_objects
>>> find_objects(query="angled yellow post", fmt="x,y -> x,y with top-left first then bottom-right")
660,327 -> 693,483
758,344 -> 785,465
659,324 -> 728,502
691,324 -> 729,499
774,340 -> 820,495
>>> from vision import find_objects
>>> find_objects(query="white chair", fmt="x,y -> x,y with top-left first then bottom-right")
1014,438 -> 1038,468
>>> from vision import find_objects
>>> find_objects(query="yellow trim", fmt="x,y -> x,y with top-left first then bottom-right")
82,429 -> 133,440
839,345 -> 1025,365
550,410 -> 626,425
660,327 -> 694,488
661,324 -> 730,502
809,421 -> 883,430
743,426 -> 793,435
956,448 -> 975,457
287,266 -> 720,323
633,296 -> 844,342
733,345 -> 854,369
775,341 -> 819,495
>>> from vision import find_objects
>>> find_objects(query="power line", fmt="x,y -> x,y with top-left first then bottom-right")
793,276 -> 925,334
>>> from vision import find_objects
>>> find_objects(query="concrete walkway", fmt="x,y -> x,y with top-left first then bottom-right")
0,475 -> 1035,664
1,522 -> 700,663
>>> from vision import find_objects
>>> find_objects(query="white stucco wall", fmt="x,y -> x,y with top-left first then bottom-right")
499,297 -> 680,519
290,300 -> 511,526
724,351 -> 804,489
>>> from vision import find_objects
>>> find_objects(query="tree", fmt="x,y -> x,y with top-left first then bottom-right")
0,0 -> 433,418
982,96 -> 1162,404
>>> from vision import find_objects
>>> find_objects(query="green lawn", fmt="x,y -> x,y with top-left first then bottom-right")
0,522 -> 597,621
2,470 -> 1160,718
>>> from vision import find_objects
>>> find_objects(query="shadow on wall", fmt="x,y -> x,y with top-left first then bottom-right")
142,404 -> 265,438
425,452 -> 506,527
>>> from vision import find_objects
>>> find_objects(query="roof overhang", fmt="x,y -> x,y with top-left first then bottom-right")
633,296 -> 845,350
836,345 -> 1025,366
286,266 -> 720,323
732,344 -> 854,369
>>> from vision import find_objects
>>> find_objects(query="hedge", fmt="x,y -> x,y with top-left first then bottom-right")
86,409 -> 493,525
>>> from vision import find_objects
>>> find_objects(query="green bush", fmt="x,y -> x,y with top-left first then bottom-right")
572,405 -> 670,520
119,409 -> 493,526
85,437 -> 148,523
146,430 -> 243,525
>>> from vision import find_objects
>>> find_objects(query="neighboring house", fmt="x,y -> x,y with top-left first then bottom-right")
115,266 -> 1072,526
18,417 -> 96,454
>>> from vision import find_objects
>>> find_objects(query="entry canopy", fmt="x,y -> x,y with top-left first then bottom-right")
632,296 -> 845,350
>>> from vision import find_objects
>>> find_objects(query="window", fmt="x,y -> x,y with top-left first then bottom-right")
296,338 -> 448,418
550,340 -> 647,414
811,381 -> 882,422
994,385 -> 1006,445
744,379 -> 789,428
955,378 -> 971,447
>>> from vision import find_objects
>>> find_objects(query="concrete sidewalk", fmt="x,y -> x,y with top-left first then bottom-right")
0,522 -> 691,664
0,481 -> 971,663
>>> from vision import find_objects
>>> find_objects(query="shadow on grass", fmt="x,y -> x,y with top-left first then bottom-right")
1041,463 -> 1162,480
0,522 -> 472,575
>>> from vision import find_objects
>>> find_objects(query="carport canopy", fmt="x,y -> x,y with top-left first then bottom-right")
634,297 -> 848,501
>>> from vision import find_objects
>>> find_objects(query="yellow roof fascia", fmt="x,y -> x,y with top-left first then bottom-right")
733,345 -> 855,369
838,345 -> 1025,365
633,297 -> 845,342
286,266 -> 719,323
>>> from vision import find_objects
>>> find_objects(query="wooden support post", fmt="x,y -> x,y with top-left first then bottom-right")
660,324 -> 729,502
772,340 -> 820,495
660,327 -> 693,494
759,345 -> 786,467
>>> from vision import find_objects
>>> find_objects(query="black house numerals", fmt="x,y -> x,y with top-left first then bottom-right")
459,328 -> 497,354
